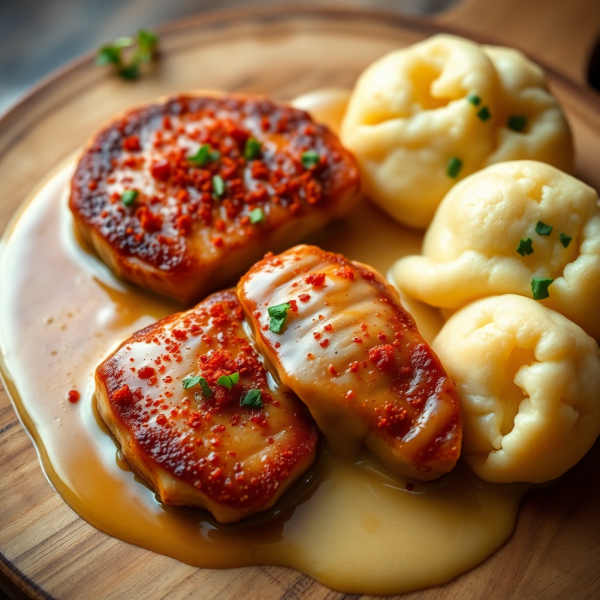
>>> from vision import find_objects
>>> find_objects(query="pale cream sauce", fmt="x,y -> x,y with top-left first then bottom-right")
0,90 -> 527,596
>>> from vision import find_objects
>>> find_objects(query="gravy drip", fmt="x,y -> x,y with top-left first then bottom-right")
0,91 -> 526,596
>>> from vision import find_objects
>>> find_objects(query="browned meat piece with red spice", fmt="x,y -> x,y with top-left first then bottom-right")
71,93 -> 360,303
237,245 -> 462,481
95,289 -> 318,523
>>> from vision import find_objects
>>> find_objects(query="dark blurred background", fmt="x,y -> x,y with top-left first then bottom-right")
0,0 -> 458,115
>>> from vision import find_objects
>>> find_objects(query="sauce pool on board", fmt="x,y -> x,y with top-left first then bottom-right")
0,90 -> 527,595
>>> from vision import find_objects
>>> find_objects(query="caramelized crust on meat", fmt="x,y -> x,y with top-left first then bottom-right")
95,290 -> 318,523
71,94 -> 360,303
238,246 -> 462,481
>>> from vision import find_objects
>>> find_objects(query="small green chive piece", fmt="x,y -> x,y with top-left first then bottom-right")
244,138 -> 262,161
508,116 -> 527,132
532,278 -> 554,300
189,144 -> 219,166
268,302 -> 291,334
216,373 -> 239,390
121,189 -> 138,206
516,238 -> 534,256
467,93 -> 481,106
249,208 -> 264,224
447,157 -> 463,178
301,151 -> 320,169
96,46 -> 121,66
240,389 -> 263,409
118,64 -> 140,80
477,106 -> 491,122
212,175 -> 225,198
182,376 -> 200,389
182,376 -> 213,398
535,221 -> 553,236
559,233 -> 572,248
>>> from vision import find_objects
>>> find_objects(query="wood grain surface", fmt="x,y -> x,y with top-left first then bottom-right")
2,4 -> 600,599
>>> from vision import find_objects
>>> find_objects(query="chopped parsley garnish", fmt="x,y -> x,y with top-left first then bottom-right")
182,375 -> 213,397
96,29 -> 158,80
301,151 -> 320,169
532,278 -> 554,300
268,302 -> 291,334
189,144 -> 220,166
477,106 -> 491,122
535,221 -> 553,236
516,238 -> 534,256
217,373 -> 239,390
212,175 -> 225,198
446,157 -> 463,178
508,116 -> 527,132
467,93 -> 481,106
559,233 -> 572,248
121,189 -> 138,206
249,207 -> 264,224
244,138 -> 262,161
240,389 -> 263,409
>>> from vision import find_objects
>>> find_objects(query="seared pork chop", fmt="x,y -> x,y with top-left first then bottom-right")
71,94 -> 360,303
238,245 -> 462,481
96,289 -> 319,523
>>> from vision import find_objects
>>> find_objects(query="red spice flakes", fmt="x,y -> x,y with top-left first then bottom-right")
328,365 -> 338,377
123,135 -> 141,152
349,361 -> 359,373
353,337 -> 363,344
172,328 -> 188,341
137,365 -> 156,379
305,273 -> 326,287
210,467 -> 223,480
212,235 -> 224,248
113,384 -> 133,404
324,324 -> 332,331
319,339 -> 330,348
345,390 -> 356,400
335,266 -> 355,280
298,293 -> 311,302
274,342 -> 281,349
313,332 -> 322,341
87,180 -> 98,191
156,414 -> 167,426
67,389 -> 80,404
306,353 -> 314,360
378,331 -> 387,341
368,344 -> 395,372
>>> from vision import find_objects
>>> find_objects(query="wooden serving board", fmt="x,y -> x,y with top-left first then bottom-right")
2,4 -> 600,599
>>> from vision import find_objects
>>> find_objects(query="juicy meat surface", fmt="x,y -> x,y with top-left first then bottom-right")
95,289 -> 319,523
71,93 -> 360,303
237,245 -> 462,481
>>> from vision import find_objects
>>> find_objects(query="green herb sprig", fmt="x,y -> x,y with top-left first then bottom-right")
241,389 -> 263,409
217,373 -> 240,390
189,144 -> 220,166
182,375 -> 213,398
268,302 -> 291,334
532,278 -> 554,300
96,29 -> 158,81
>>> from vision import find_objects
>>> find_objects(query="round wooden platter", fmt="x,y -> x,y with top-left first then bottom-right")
2,5 -> 600,600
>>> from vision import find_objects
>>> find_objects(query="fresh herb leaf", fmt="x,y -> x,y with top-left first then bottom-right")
189,144 -> 219,166
535,221 -> 553,236
96,29 -> 158,81
508,116 -> 527,132
467,93 -> 481,106
559,233 -> 572,248
240,389 -> 263,409
121,189 -> 138,206
249,207 -> 264,224
446,157 -> 462,178
477,106 -> 491,122
516,238 -> 534,256
217,373 -> 240,390
268,302 -> 291,334
244,137 -> 261,160
532,278 -> 554,300
212,175 -> 225,198
182,375 -> 213,397
301,151 -> 320,169
96,45 -> 121,66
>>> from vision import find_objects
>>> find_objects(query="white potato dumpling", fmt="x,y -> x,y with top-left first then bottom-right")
392,161 -> 600,340
341,34 -> 573,229
432,294 -> 600,483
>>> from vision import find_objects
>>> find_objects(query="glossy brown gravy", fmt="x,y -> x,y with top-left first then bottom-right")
0,92 -> 527,596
